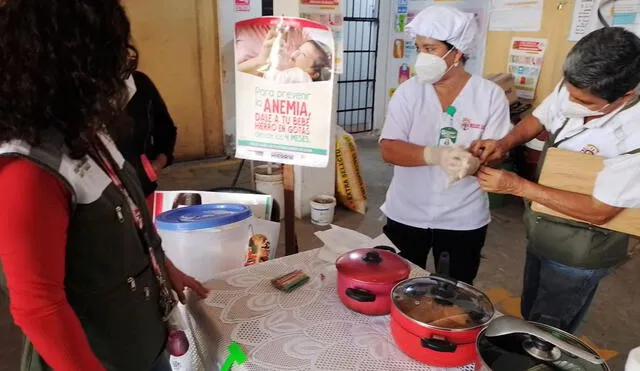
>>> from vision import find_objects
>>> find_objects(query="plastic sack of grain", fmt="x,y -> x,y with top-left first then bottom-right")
335,126 -> 367,214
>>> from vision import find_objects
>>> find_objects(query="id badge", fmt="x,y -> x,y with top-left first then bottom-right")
438,127 -> 458,147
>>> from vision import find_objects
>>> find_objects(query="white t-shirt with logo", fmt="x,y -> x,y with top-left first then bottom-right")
380,75 -> 512,230
533,84 -> 640,208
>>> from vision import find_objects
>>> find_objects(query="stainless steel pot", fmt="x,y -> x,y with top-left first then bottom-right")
476,316 -> 610,371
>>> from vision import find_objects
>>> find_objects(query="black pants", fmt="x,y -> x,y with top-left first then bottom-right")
383,218 -> 488,285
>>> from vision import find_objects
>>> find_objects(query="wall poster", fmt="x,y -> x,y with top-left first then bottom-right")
508,37 -> 547,100
234,17 -> 335,167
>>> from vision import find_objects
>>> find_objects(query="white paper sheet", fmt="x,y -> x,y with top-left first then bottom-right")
614,0 -> 640,13
315,224 -> 400,263
489,0 -> 544,32
569,0 -> 640,42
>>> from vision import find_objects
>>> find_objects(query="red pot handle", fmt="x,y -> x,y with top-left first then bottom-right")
421,338 -> 457,353
345,288 -> 376,302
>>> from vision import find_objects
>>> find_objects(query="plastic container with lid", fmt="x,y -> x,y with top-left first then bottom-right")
389,274 -> 495,367
335,246 -> 411,316
156,204 -> 252,283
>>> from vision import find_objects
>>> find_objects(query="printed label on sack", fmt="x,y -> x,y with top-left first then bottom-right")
438,127 -> 458,147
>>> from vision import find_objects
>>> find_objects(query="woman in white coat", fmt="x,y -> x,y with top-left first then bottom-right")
379,5 -> 512,284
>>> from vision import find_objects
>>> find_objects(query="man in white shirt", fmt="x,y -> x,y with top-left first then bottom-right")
471,27 -> 640,333
379,6 -> 512,284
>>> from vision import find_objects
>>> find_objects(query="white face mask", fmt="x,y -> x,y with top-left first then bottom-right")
414,49 -> 455,85
561,98 -> 609,119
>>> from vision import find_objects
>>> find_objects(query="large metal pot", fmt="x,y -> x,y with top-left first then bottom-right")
476,316 -> 610,370
335,246 -> 410,316
389,265 -> 495,368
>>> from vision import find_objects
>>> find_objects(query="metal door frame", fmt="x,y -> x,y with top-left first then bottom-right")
337,0 -> 381,133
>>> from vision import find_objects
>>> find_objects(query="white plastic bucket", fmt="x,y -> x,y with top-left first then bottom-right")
156,204 -> 253,283
310,195 -> 336,226
255,164 -> 284,220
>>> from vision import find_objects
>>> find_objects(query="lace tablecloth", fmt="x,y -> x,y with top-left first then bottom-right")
183,249 -> 477,371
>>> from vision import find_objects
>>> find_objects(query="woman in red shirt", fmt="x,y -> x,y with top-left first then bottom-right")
0,1 -> 207,370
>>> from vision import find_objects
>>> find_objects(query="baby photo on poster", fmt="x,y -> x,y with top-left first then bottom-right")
236,18 -> 333,84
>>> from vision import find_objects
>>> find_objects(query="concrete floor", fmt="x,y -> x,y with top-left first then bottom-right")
1,134 -> 638,370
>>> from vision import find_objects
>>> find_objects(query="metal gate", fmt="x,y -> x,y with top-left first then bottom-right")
338,0 -> 381,133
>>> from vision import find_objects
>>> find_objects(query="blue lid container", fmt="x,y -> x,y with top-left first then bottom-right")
156,204 -> 252,231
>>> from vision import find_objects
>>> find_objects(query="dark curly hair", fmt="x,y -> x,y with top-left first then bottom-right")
0,0 -> 136,158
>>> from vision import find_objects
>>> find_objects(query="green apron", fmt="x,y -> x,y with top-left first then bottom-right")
523,104 -> 640,269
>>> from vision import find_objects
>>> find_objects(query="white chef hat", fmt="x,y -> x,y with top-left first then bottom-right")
405,5 -> 478,55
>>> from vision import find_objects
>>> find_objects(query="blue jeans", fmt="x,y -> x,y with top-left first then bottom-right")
149,352 -> 172,371
520,249 -> 613,334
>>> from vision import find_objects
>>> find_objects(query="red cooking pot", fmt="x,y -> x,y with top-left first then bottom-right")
390,271 -> 495,367
336,246 -> 410,316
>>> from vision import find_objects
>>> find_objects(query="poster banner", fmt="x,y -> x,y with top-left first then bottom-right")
507,37 -> 547,100
299,0 -> 344,74
234,17 -> 335,167
234,0 -> 251,12
150,191 -> 273,221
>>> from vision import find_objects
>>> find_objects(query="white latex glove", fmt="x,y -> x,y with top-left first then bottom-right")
424,146 -> 480,186
448,154 -> 481,186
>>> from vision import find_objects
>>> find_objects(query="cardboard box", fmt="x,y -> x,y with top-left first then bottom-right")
487,73 -> 518,105
532,148 -> 640,237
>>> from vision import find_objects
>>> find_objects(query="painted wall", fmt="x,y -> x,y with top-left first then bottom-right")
124,0 -> 224,160
484,0 -> 576,107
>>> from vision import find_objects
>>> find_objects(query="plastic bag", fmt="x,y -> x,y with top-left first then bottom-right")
445,153 -> 481,187
335,126 -> 367,214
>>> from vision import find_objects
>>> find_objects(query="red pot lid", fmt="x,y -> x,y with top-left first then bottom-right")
335,248 -> 410,284
391,276 -> 494,330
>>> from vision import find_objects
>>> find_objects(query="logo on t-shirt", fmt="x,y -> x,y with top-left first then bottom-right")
461,118 -> 486,131
580,144 -> 599,155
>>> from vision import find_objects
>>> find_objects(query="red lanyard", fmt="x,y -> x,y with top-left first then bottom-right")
94,147 -> 143,229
